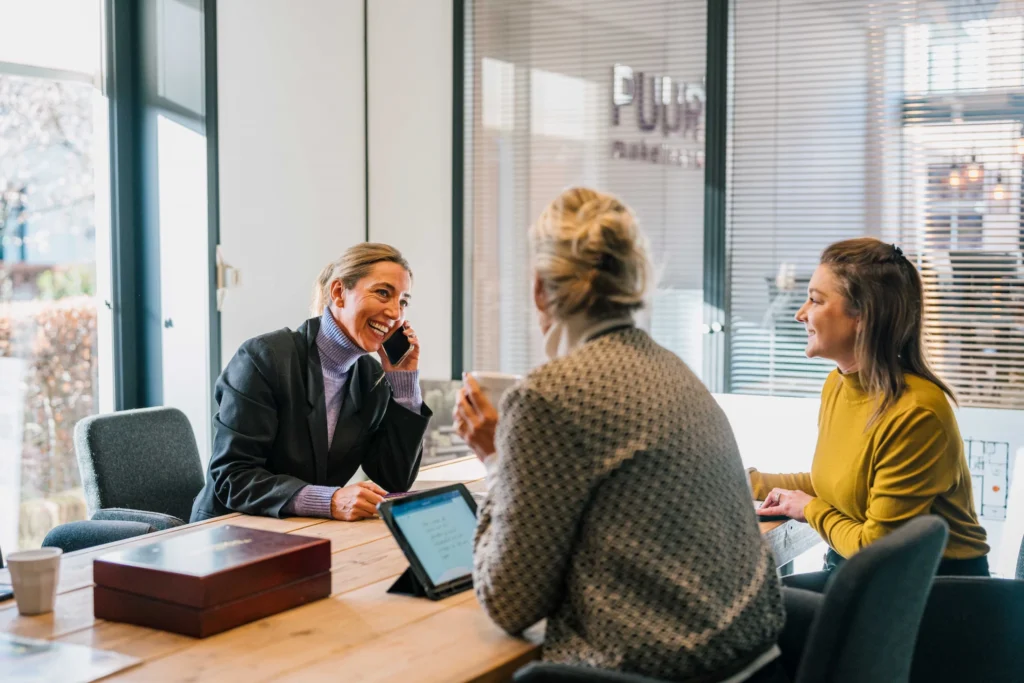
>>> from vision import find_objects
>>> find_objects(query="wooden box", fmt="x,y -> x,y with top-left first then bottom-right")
93,525 -> 331,638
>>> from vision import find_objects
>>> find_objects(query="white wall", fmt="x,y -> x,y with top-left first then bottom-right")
367,0 -> 453,381
217,0 -> 454,380
217,0 -> 366,366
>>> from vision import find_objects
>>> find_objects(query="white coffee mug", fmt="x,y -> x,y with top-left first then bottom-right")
468,371 -> 522,411
7,547 -> 62,616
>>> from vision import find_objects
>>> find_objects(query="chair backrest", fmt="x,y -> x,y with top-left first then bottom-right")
795,516 -> 948,683
74,407 -> 205,523
910,576 -> 1024,683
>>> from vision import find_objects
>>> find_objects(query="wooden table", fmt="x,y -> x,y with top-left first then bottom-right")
0,457 -> 817,682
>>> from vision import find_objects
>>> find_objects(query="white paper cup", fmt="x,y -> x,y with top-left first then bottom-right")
7,547 -> 62,615
468,371 -> 522,411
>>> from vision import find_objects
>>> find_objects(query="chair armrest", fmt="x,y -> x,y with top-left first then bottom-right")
42,520 -> 155,553
514,662 -> 669,683
92,508 -> 186,531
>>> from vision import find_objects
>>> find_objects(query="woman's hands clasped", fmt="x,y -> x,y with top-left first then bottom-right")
330,481 -> 387,521
454,374 -> 498,461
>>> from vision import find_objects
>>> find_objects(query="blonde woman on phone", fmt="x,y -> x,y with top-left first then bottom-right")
191,243 -> 431,523
455,188 -> 786,682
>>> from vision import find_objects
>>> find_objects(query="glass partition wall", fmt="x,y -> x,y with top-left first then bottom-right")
462,0 -> 709,378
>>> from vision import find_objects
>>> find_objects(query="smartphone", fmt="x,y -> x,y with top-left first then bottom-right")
381,323 -> 412,365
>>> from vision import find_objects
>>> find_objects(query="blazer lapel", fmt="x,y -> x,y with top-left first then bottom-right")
304,321 -> 329,484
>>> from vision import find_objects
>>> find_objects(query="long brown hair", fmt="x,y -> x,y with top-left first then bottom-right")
820,237 -> 956,423
310,243 -> 412,316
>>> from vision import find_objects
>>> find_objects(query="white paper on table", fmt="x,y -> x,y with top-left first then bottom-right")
0,634 -> 141,683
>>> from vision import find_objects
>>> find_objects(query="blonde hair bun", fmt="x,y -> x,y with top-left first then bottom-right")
531,187 -> 650,320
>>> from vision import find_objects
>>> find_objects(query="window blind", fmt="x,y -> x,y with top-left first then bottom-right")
465,0 -> 708,377
728,0 -> 1024,408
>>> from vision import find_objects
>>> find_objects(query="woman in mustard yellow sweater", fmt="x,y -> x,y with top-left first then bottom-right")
752,238 -> 989,587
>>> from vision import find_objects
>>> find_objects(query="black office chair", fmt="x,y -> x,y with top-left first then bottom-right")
517,516 -> 947,683
792,516 -> 947,683
909,575 -> 1024,683
515,664 -> 671,683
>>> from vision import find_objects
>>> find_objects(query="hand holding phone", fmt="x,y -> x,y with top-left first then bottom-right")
380,321 -> 419,371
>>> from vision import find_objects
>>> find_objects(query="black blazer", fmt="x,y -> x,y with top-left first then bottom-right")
190,317 -> 432,521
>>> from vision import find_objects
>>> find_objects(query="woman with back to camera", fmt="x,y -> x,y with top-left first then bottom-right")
190,243 -> 432,523
455,188 -> 787,682
753,238 -> 989,589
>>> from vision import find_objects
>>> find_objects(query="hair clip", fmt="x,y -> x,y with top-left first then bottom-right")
891,244 -> 904,259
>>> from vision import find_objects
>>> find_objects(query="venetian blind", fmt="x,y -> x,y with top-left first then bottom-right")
728,0 -> 1024,408
464,0 -> 708,377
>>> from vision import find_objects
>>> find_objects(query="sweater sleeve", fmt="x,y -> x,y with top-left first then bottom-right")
281,484 -> 339,518
748,470 -> 815,500
473,385 -> 594,636
385,369 -> 422,414
805,407 -> 954,558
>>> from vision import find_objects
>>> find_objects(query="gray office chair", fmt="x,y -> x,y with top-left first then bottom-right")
517,516 -> 947,683
37,407 -> 205,554
793,516 -> 947,683
75,406 -> 205,527
909,575 -> 1024,683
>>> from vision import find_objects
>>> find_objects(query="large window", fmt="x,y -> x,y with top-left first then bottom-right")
463,0 -> 708,377
728,0 -> 1024,409
0,0 -> 109,551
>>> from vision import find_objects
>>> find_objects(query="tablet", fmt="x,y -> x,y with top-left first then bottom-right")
378,484 -> 478,600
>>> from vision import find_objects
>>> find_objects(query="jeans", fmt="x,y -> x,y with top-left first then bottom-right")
781,548 -> 990,593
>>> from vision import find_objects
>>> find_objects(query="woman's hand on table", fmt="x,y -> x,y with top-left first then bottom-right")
454,374 -> 498,461
331,481 -> 387,521
758,488 -> 813,523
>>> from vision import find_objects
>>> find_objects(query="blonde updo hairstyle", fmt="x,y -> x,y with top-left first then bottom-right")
531,187 -> 650,320
310,243 -> 412,317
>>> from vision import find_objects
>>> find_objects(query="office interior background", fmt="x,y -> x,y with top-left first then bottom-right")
1,0 -> 1022,582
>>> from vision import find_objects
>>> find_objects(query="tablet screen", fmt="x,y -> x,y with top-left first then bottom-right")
391,489 -> 477,586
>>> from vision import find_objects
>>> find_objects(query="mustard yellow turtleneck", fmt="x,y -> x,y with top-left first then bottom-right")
750,369 -> 988,560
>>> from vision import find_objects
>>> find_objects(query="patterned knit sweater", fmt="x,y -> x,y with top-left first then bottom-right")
473,327 -> 785,680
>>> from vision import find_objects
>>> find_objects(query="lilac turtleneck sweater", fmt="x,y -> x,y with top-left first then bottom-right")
282,308 -> 422,518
